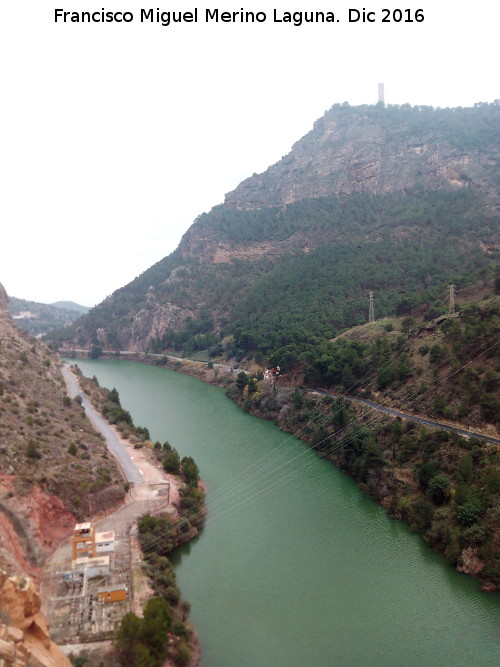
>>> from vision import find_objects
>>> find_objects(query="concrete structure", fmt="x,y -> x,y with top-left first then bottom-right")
378,83 -> 385,104
71,524 -> 115,561
95,531 -> 115,553
71,523 -> 96,560
264,366 -> 280,384
72,555 -> 110,578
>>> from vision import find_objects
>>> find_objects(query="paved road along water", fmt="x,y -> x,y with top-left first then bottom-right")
68,358 -> 499,667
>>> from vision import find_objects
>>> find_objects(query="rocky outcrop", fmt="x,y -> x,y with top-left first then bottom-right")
0,282 -> 10,321
0,571 -> 71,667
179,235 -> 301,264
122,286 -> 193,351
457,547 -> 484,577
225,104 -> 499,210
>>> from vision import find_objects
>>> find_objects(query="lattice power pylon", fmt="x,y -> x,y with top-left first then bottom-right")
368,291 -> 375,323
448,284 -> 457,314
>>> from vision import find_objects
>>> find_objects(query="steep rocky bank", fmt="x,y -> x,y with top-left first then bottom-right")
0,571 -> 70,667
0,280 -> 126,664
0,280 -> 125,577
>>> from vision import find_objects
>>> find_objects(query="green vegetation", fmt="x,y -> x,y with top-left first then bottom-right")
8,296 -> 87,336
46,102 -> 499,386
162,450 -> 181,474
94,383 -> 151,442
225,377 -> 499,586
152,441 -> 205,526
113,437 -> 204,666
226,285 -> 498,582
225,288 -> 499,587
225,190 -> 494,363
115,598 -> 172,667
52,187 -> 498,370
26,439 -> 41,460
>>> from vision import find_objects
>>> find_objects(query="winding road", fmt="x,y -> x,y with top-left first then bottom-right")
314,389 -> 500,446
60,363 -> 145,486
60,349 -> 499,446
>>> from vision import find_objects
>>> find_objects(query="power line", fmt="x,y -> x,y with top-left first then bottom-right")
198,314 -> 495,513
142,318 -> 500,536
137,327 -> 499,550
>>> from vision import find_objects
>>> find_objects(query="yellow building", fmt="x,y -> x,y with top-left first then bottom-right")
71,523 -> 115,561
71,522 -> 96,560
97,585 -> 128,603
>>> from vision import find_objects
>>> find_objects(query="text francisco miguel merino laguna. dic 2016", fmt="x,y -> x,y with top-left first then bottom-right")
54,7 -> 425,27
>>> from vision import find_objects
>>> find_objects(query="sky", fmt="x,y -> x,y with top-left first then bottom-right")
0,1 -> 498,306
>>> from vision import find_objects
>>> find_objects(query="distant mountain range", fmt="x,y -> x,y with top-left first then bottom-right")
51,300 -> 90,313
9,296 -> 89,335
52,102 -> 499,364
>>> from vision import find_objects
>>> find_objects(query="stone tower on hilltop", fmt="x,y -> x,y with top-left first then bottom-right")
378,83 -> 385,104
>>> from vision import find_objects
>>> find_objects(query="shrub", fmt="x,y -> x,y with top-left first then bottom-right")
411,498 -> 435,531
456,502 -> 482,527
181,457 -> 199,486
427,474 -> 451,505
429,344 -> 447,365
162,451 -> 180,474
457,455 -> 473,483
418,461 -> 438,490
175,641 -> 191,667
26,440 -> 41,459
479,393 -> 499,422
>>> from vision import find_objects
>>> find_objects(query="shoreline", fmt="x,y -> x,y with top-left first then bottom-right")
47,361 -> 203,665
60,349 -> 499,592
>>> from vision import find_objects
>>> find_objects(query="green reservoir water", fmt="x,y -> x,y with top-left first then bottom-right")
70,359 -> 499,666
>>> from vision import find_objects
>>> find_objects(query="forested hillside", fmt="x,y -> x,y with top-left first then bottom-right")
9,295 -> 88,336
52,103 -> 499,373
221,282 -> 500,588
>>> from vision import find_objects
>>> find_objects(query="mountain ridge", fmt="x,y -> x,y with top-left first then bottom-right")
51,103 -> 499,363
224,102 -> 500,210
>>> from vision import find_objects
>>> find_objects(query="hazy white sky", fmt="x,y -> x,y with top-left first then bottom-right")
1,1 -> 498,305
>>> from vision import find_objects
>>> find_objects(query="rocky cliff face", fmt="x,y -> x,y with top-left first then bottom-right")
120,286 -> 193,352
224,104 -> 499,210
0,282 -> 9,321
0,571 -> 70,667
